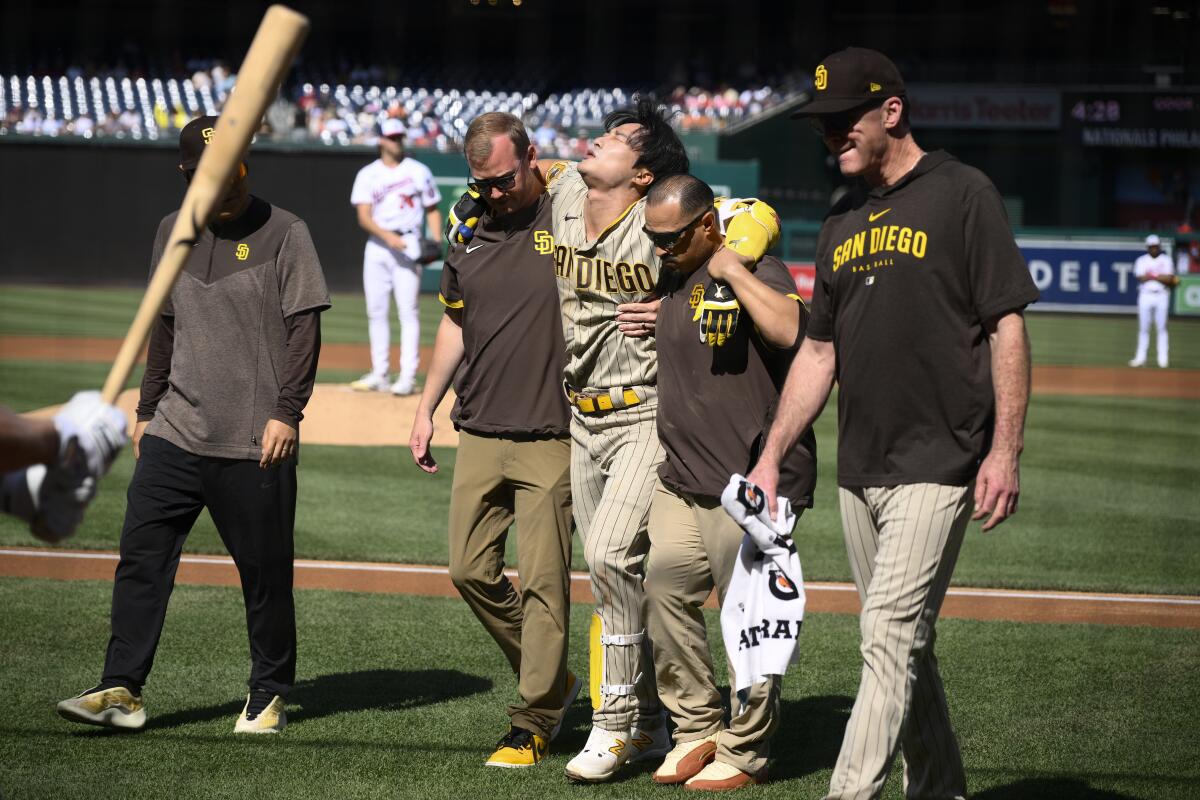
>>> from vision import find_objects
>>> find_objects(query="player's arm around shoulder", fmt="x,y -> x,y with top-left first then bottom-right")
707,251 -> 801,349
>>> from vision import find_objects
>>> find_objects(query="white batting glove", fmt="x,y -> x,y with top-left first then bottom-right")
52,391 -> 128,479
721,473 -> 797,558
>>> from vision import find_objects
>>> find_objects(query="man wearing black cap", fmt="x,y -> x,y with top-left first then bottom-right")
56,115 -> 331,735
747,48 -> 1039,799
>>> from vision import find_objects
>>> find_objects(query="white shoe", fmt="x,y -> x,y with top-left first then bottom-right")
234,692 -> 286,734
390,378 -> 419,396
1128,358 -> 1145,367
1158,360 -> 1169,369
550,670 -> 582,741
628,714 -> 671,764
350,373 -> 390,392
57,685 -> 146,730
564,726 -> 630,782
653,733 -> 719,784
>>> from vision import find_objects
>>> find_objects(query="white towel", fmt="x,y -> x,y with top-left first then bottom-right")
720,474 -> 806,697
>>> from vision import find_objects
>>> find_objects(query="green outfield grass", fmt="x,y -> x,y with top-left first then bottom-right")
0,388 -> 1196,594
0,285 -> 445,347
0,578 -> 1195,800
4,284 -> 1200,369
2,285 -> 1199,594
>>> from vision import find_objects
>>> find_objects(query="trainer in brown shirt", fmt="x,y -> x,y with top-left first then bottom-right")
408,113 -> 575,762
641,173 -> 815,790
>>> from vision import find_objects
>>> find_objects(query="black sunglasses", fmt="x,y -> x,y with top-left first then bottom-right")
643,208 -> 709,252
808,100 -> 885,138
467,169 -> 518,195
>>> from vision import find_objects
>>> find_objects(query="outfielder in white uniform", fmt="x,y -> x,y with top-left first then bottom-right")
1130,234 -> 1175,368
350,118 -> 442,395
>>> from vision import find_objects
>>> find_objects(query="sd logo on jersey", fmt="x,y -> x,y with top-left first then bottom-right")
533,230 -> 554,255
235,243 -> 250,261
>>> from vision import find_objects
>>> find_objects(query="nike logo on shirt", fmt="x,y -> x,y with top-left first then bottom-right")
868,208 -> 892,222
465,242 -> 486,253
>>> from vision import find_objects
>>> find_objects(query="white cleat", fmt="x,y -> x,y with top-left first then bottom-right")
1128,359 -> 1145,368
390,378 -> 419,396
350,373 -> 390,392
628,716 -> 671,764
564,726 -> 631,783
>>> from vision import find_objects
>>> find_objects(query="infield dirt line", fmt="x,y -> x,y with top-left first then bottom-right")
5,335 -> 1200,399
3,547 -> 1197,629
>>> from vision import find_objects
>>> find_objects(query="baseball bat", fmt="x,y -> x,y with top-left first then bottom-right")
100,4 -> 310,404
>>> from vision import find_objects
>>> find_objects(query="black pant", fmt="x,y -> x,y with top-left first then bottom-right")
102,434 -> 297,697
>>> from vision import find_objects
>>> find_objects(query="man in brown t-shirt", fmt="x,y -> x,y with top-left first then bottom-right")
57,115 -> 331,736
749,49 -> 1039,800
640,173 -> 816,791
409,113 -> 578,768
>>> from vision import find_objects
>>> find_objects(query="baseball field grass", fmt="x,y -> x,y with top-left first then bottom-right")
1,578 -> 1197,800
2,285 -> 1199,799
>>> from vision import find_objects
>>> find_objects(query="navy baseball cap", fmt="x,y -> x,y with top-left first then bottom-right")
791,47 -> 906,118
179,115 -> 220,169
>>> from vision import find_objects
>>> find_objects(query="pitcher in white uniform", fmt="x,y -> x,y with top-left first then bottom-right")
1130,234 -> 1175,368
350,118 -> 443,394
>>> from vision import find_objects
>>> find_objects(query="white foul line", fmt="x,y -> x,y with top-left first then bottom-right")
2,548 -> 1198,607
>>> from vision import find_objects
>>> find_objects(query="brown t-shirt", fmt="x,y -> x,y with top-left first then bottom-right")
140,196 -> 331,460
439,193 -> 569,437
808,151 -> 1040,487
656,254 -> 817,506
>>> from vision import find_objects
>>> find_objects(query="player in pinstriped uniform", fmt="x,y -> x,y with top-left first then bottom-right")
533,98 -> 782,783
538,100 -> 684,782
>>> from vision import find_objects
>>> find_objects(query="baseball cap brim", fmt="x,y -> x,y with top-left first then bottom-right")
791,95 -> 886,118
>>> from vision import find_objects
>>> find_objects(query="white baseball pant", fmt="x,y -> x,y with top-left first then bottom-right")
363,238 -> 421,383
1134,291 -> 1170,367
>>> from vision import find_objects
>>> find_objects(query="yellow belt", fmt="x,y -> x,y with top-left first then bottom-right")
567,387 -> 642,415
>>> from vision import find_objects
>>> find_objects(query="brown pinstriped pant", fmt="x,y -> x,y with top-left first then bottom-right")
447,430 -> 574,739
825,483 -> 973,800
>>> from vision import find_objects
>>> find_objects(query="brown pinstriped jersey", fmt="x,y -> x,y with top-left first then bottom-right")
544,161 -> 659,392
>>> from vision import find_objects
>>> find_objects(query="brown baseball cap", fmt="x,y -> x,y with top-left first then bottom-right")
179,115 -> 220,169
791,47 -> 906,118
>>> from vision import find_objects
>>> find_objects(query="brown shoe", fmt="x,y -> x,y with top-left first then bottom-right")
684,760 -> 767,791
653,734 -> 719,784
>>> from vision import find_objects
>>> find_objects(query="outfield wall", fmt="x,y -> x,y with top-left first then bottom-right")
0,137 -> 757,292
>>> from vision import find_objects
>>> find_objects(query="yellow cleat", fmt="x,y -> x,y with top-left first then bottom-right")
485,726 -> 548,768
57,685 -> 146,730
234,692 -> 286,734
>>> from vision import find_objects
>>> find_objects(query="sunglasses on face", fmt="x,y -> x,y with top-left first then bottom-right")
643,208 -> 708,252
467,169 -> 519,195
808,101 -> 885,138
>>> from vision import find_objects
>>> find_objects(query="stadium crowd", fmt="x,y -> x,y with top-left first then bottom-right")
0,59 -> 793,154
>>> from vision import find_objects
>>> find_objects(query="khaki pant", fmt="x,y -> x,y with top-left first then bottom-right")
644,480 -> 789,777
447,431 -> 573,738
825,483 -> 973,800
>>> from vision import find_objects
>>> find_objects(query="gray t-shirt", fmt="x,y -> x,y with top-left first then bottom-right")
144,197 -> 331,459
